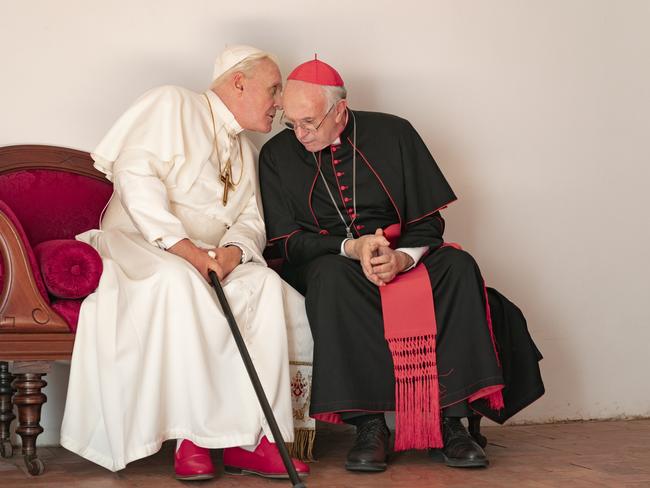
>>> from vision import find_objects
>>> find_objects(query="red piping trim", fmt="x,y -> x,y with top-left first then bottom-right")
347,136 -> 402,229
330,146 -> 360,238
440,244 -> 500,368
331,146 -> 348,207
312,412 -> 344,424
268,232 -> 293,243
284,229 -> 302,262
468,384 -> 505,405
406,199 -> 458,226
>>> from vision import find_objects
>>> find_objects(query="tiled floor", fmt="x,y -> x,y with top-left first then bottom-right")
1,420 -> 649,487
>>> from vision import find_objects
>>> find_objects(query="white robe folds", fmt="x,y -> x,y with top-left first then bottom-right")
60,86 -> 313,471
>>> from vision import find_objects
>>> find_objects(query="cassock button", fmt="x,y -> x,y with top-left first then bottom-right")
333,159 -> 341,165
331,146 -> 338,152
356,224 -> 364,230
340,185 -> 348,191
344,197 -> 351,203
347,208 -> 354,214
350,213 -> 357,219
336,171 -> 344,177
319,229 -> 329,235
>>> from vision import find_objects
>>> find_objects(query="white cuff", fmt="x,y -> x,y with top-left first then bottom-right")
340,238 -> 353,258
222,242 -> 249,264
396,246 -> 428,272
155,235 -> 186,250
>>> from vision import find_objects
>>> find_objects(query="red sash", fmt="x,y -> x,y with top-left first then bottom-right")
380,224 -> 503,451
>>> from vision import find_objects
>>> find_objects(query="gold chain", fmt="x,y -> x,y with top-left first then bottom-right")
203,93 -> 244,188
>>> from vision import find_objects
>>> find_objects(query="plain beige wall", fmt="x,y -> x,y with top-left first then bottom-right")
1,0 -> 649,445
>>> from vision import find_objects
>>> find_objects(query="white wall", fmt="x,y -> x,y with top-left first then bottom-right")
1,0 -> 649,445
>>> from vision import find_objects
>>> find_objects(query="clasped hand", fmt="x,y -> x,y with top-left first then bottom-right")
344,228 -> 413,287
168,239 -> 242,281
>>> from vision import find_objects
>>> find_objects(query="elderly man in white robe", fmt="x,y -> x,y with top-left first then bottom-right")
60,45 -> 311,481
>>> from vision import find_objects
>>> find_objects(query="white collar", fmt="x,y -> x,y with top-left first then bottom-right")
328,109 -> 349,147
204,89 -> 243,137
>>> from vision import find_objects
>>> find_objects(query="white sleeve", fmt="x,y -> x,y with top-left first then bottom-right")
113,150 -> 189,247
339,239 -> 426,273
220,190 -> 267,265
396,246 -> 429,272
340,238 -> 353,257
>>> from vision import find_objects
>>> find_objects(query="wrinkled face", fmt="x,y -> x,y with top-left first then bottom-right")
235,58 -> 282,133
282,80 -> 347,152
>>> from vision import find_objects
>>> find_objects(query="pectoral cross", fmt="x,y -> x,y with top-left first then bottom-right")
220,166 -> 235,206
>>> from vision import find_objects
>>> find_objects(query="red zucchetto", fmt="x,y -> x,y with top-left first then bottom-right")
287,58 -> 344,86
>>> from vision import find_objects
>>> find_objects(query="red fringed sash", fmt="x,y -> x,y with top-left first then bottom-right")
380,264 -> 443,450
379,226 -> 504,451
379,224 -> 443,450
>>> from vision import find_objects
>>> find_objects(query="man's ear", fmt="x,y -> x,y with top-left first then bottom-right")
233,72 -> 245,95
335,99 -> 348,121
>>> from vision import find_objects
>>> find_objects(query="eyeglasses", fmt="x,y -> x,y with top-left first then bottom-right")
282,104 -> 335,133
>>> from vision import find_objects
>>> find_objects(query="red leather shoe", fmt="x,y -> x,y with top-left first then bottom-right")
174,439 -> 215,481
223,436 -> 310,479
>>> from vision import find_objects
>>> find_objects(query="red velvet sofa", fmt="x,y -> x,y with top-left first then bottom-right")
0,144 -> 290,475
0,145 -> 112,474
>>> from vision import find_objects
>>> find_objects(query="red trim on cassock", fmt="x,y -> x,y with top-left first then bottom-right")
268,232 -> 294,244
406,199 -> 458,226
312,408 -> 390,425
331,146 -> 348,208
347,137 -> 403,230
328,145 -> 361,238
469,384 -> 505,411
312,412 -> 344,424
440,242 -> 504,410
284,229 -> 302,262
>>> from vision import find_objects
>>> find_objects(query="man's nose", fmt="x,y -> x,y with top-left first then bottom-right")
295,126 -> 309,139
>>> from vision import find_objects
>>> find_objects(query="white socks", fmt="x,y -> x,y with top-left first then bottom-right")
176,431 -> 262,453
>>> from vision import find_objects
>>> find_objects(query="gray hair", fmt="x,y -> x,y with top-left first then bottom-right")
321,84 -> 347,106
211,52 -> 279,89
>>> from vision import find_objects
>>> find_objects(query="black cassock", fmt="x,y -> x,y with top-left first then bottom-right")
260,110 -> 543,423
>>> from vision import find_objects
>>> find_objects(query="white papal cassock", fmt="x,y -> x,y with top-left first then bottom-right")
60,86 -> 312,472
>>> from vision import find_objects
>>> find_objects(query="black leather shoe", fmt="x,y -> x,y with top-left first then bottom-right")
345,416 -> 390,472
429,417 -> 489,468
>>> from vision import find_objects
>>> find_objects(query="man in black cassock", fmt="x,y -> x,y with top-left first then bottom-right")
259,58 -> 544,472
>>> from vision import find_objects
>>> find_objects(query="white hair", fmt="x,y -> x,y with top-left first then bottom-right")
211,52 -> 279,89
321,85 -> 348,106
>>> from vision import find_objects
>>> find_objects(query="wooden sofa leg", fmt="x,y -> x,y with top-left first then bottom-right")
0,361 -> 15,458
12,361 -> 51,475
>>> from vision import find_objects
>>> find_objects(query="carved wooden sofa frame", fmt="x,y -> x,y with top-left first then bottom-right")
0,145 -> 111,475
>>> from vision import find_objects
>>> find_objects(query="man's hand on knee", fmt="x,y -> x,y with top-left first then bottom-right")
167,238 -> 225,281
207,246 -> 242,280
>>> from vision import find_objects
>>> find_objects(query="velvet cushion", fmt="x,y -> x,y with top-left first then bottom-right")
34,239 -> 103,299
0,199 -> 50,304
51,299 -> 82,332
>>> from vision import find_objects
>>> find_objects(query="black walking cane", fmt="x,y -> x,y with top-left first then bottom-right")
208,269 -> 307,488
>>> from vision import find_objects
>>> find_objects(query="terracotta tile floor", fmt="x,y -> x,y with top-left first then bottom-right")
1,420 -> 649,487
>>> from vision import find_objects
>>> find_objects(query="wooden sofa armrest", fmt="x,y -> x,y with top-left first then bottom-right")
0,207 -> 73,360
